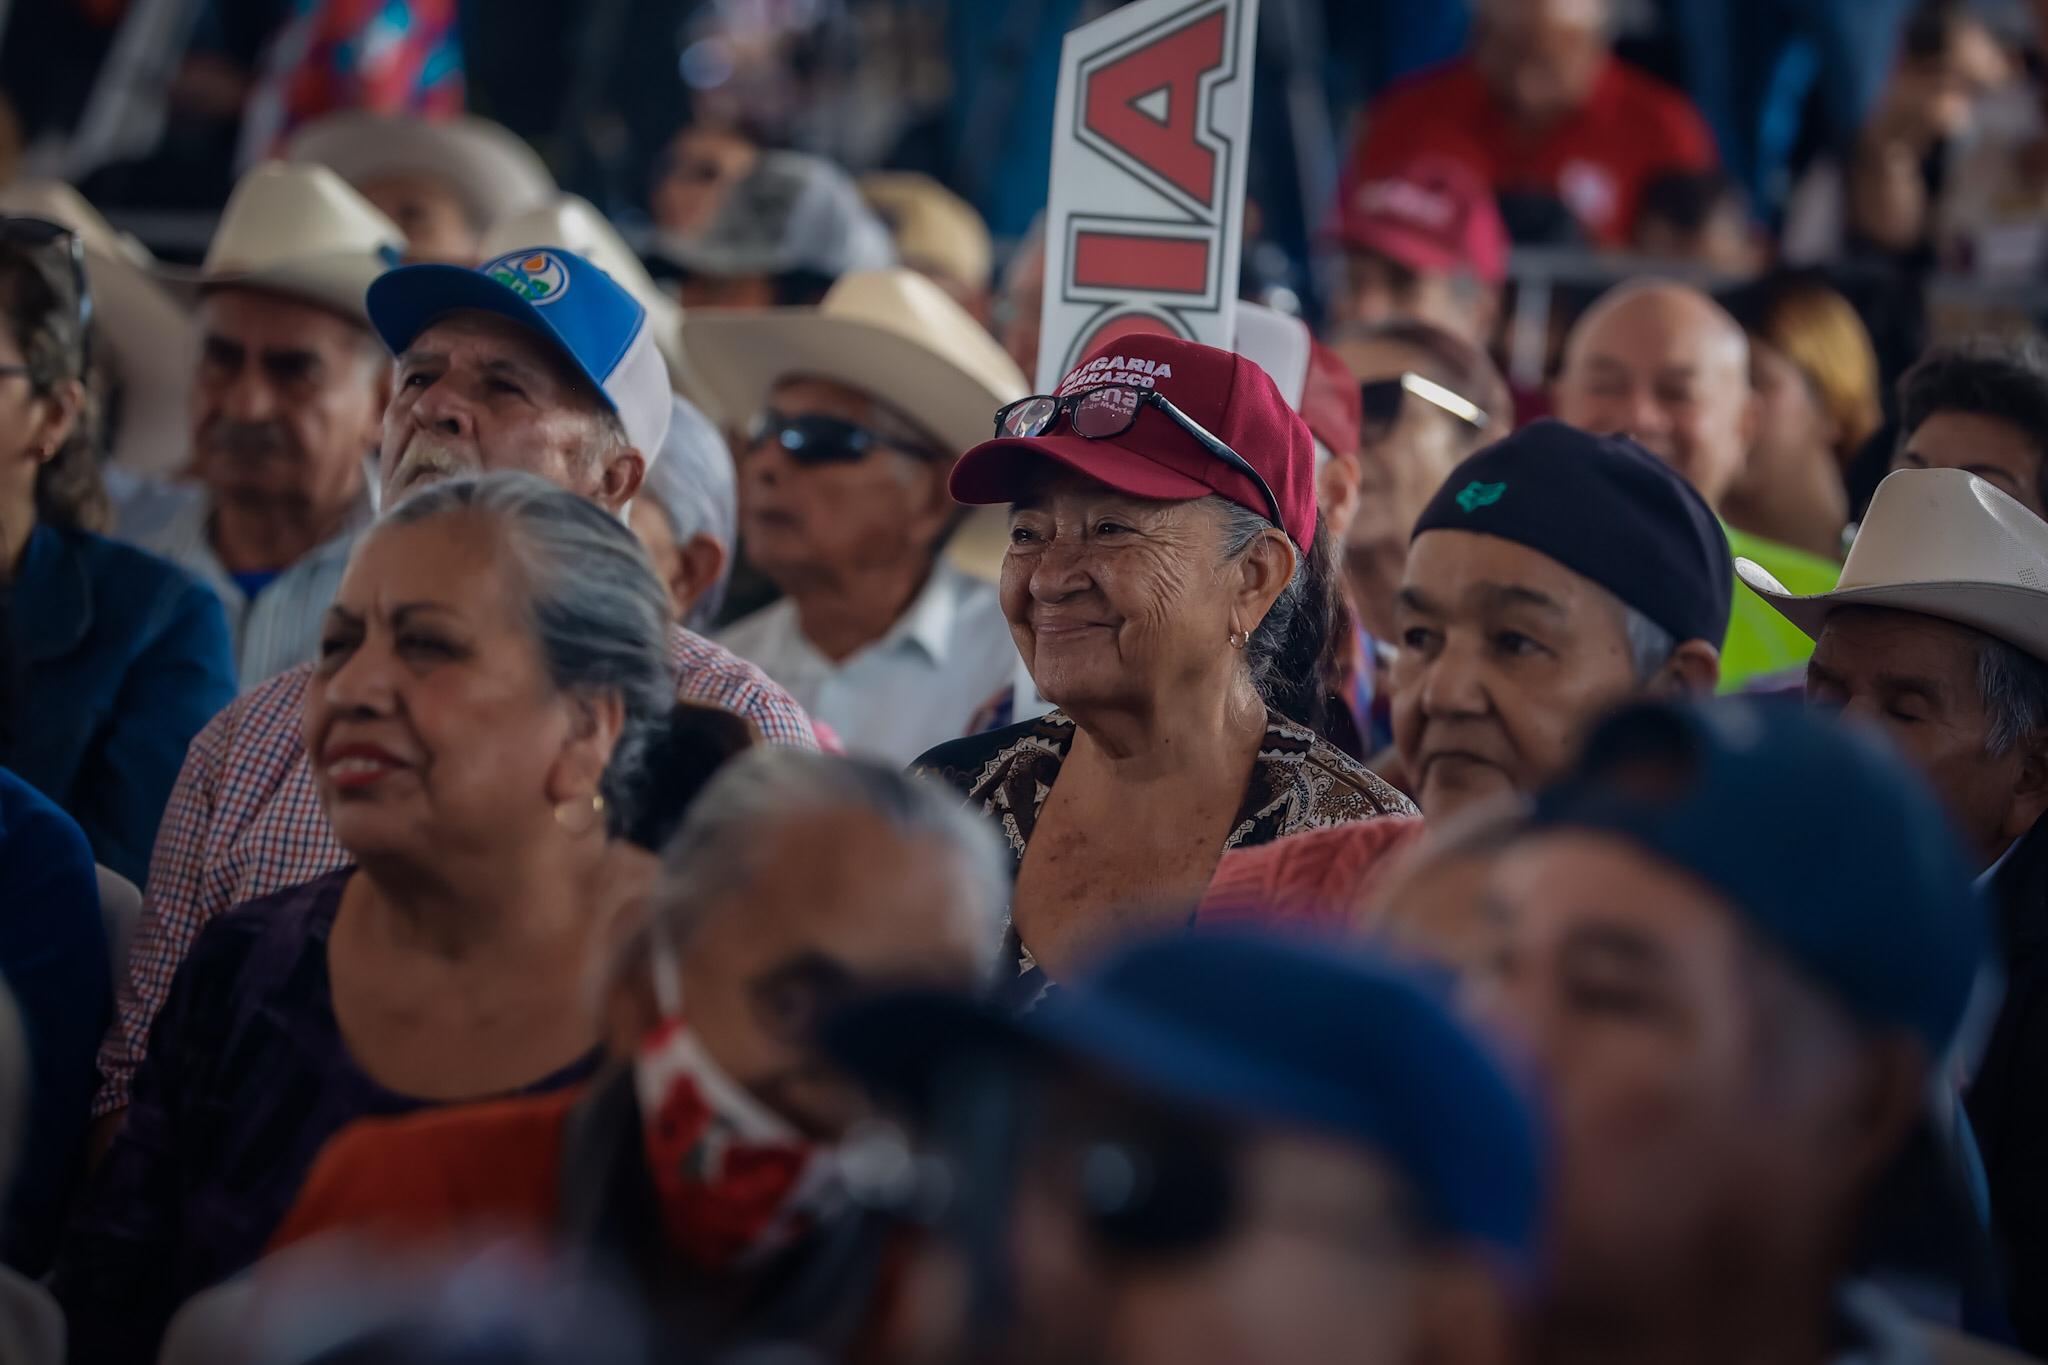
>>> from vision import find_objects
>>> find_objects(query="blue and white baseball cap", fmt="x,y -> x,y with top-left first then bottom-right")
368,244 -> 672,460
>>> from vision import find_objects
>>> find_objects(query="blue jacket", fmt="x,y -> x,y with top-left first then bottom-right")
0,768 -> 108,1275
9,524 -> 235,883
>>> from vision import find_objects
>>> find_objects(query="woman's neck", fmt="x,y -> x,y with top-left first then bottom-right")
351,833 -> 602,964
0,501 -> 36,578
1063,673 -> 1271,783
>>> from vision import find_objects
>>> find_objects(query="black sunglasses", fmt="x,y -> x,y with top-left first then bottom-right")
993,384 -> 1286,535
1359,372 -> 1488,434
746,408 -> 941,466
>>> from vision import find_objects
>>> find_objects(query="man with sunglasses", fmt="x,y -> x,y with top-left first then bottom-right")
684,268 -> 1027,764
828,930 -> 1541,1365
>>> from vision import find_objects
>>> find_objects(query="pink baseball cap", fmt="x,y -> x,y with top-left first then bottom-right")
951,333 -> 1319,549
1334,156 -> 1509,286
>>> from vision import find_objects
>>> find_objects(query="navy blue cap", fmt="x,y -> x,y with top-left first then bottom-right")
829,932 -> 1545,1269
1532,699 -> 1989,1053
1411,418 -> 1734,647
368,245 -> 671,458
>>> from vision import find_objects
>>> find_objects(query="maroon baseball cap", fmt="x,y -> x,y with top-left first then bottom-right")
1334,156 -> 1509,286
952,333 -> 1319,549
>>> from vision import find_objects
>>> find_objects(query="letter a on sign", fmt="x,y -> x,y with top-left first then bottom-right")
1035,0 -> 1259,390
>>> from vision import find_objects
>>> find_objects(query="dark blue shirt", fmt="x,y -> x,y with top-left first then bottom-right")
0,769 -> 108,1275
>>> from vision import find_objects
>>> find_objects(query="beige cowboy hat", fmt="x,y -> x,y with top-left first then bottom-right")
683,267 -> 1026,581
163,162 -> 403,325
858,171 -> 993,296
286,111 -> 557,234
478,195 -> 695,395
0,180 -> 195,478
1737,467 -> 2048,664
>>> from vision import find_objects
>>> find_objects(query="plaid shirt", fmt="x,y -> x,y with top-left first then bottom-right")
93,626 -> 815,1116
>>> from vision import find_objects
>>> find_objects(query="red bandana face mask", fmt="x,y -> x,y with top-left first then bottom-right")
633,980 -> 844,1272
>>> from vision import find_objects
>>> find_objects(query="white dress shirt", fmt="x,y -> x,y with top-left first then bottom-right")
719,559 -> 1018,764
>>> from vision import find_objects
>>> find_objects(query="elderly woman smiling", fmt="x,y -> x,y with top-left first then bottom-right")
53,472 -> 675,1364
915,336 -> 1413,1001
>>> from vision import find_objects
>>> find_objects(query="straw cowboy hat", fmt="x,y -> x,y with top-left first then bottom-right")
683,267 -> 1026,581
478,195 -> 694,395
858,171 -> 993,295
286,111 -> 557,232
0,180 -> 195,478
1738,467 -> 2048,664
164,162 -> 403,325
682,266 -> 1025,462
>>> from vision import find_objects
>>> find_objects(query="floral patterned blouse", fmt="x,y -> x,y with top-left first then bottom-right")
913,708 -> 1416,1006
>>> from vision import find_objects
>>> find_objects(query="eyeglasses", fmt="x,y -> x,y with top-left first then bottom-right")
1359,372 -> 1488,435
0,217 -> 91,370
746,408 -> 942,466
993,384 -> 1286,534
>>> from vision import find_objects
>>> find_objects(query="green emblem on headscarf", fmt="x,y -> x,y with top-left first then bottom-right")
1455,480 -> 1506,513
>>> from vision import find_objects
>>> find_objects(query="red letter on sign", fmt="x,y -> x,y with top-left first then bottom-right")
1081,10 -> 1228,211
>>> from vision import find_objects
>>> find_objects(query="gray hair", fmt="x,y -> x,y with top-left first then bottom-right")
1623,605 -> 1678,684
383,471 -> 674,833
1212,498 -> 1336,725
639,396 -> 737,630
1978,634 -> 2048,757
654,748 -> 1010,970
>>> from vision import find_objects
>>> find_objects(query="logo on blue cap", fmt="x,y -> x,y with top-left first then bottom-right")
482,250 -> 572,307
1455,480 -> 1506,513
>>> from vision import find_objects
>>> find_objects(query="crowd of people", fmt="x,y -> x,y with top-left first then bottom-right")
5,0 -> 2048,1362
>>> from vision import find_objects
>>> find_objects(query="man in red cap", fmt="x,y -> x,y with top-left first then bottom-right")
1345,0 -> 1717,250
1327,156 -> 1509,348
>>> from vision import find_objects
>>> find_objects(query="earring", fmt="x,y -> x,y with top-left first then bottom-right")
553,792 -> 606,835
1227,629 -> 1248,650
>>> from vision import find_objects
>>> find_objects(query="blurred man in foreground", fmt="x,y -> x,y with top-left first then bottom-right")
1480,699 -> 2013,1365
830,930 -> 1541,1365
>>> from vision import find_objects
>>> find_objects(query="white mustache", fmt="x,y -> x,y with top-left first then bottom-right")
387,440 -> 475,497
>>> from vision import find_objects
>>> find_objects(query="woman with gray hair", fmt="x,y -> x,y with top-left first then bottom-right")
629,394 -> 737,632
918,335 -> 1413,1007
52,472 -> 676,1365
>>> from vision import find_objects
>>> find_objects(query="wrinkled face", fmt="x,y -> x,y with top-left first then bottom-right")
1555,290 -> 1753,509
1003,466 -> 1246,714
1392,531 -> 1642,819
1332,253 -> 1488,346
1893,410 -> 2046,520
895,1079 -> 1444,1365
1336,336 -> 1487,564
1738,341 -> 1832,491
651,126 -> 759,237
1471,831 -> 1793,1314
381,311 -> 620,510
673,810 -> 993,1140
737,375 -> 952,592
191,288 -> 384,512
1473,0 -> 1610,128
1808,607 -> 2030,866
304,512 -> 605,866
359,172 -> 480,265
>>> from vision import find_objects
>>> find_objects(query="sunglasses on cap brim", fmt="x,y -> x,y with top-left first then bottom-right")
993,384 -> 1287,536
1360,372 -> 1488,433
747,408 -> 945,466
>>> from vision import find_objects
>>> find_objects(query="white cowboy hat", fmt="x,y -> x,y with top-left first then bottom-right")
163,162 -> 402,325
681,266 -> 1025,462
0,180 -> 195,478
286,111 -> 557,233
478,195 -> 694,394
1737,467 -> 2048,664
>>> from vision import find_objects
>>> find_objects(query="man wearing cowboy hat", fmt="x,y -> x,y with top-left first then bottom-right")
685,267 -> 1027,764
115,162 -> 399,690
287,111 -> 557,266
1740,467 -> 2048,1352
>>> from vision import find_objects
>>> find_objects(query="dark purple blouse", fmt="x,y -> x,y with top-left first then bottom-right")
50,868 -> 600,1365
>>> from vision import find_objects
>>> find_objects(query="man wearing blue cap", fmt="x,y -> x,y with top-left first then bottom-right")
1391,419 -> 1729,820
1478,699 -> 2012,1365
829,931 -> 1539,1365
93,244 -> 818,1140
